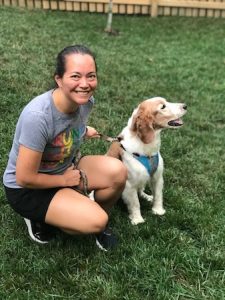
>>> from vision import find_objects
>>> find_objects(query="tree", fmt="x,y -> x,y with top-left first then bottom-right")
105,0 -> 113,33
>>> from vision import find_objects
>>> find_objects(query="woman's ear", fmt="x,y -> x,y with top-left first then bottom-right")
54,75 -> 62,88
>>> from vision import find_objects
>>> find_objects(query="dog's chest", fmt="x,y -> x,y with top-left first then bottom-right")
122,151 -> 150,186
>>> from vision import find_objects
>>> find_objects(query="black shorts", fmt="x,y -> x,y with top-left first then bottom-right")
4,185 -> 61,222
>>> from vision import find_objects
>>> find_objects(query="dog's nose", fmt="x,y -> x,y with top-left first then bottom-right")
183,104 -> 187,110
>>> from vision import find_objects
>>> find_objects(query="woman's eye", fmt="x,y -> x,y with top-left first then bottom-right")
88,74 -> 96,80
161,104 -> 166,109
71,75 -> 80,80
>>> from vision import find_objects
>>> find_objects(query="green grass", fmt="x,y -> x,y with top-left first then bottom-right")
1,5 -> 225,300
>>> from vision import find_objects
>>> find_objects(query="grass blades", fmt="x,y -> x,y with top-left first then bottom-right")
0,6 -> 225,300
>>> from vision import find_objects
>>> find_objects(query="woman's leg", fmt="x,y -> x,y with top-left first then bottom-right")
45,155 -> 127,235
77,155 -> 127,212
45,188 -> 108,234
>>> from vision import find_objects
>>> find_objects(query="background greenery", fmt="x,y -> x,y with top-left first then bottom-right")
0,6 -> 225,299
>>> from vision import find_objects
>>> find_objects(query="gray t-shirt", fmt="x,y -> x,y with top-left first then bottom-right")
3,90 -> 94,188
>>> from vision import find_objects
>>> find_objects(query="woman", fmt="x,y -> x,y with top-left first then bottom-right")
3,45 -> 127,251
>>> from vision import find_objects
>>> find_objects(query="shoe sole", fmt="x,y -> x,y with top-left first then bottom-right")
24,218 -> 49,244
95,238 -> 107,252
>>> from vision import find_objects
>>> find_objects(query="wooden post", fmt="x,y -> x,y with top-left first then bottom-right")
151,0 -> 158,17
105,0 -> 113,32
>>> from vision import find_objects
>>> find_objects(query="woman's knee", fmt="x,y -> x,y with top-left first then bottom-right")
107,157 -> 127,185
93,210 -> 109,233
60,210 -> 108,234
53,210 -> 108,234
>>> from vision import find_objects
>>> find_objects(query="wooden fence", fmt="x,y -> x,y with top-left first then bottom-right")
1,0 -> 225,17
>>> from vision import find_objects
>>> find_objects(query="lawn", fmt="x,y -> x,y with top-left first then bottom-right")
0,5 -> 225,300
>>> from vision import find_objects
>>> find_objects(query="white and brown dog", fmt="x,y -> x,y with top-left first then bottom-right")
107,97 -> 187,225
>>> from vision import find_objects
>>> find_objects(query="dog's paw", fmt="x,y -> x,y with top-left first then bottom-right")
130,215 -> 145,225
140,192 -> 153,202
145,195 -> 153,202
152,207 -> 166,216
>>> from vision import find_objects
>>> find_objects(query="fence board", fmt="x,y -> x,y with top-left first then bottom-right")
50,1 -> 58,9
34,0 -> 42,8
151,0 -> 158,17
11,0 -> 18,6
66,1 -> 73,10
43,1 -> 50,9
67,0 -> 150,4
134,5 -> 141,14
81,2 -> 88,10
3,0 -> 11,5
18,0 -> 25,7
158,0 -> 225,9
73,2 -> 80,10
214,0 -> 222,17
27,0 -> 34,8
59,1 -> 66,9
97,2 -> 103,12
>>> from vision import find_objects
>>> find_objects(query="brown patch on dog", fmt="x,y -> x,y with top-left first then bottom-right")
106,141 -> 123,160
131,101 -> 157,144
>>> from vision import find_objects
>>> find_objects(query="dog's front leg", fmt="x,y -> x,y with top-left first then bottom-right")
122,186 -> 145,225
151,167 -> 165,216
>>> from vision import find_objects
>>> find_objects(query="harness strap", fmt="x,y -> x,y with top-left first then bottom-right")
133,152 -> 159,176
120,144 -> 159,176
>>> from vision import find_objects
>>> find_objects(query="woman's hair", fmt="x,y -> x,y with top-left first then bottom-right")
54,44 -> 97,82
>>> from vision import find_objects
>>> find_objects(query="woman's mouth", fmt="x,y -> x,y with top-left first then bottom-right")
75,90 -> 90,95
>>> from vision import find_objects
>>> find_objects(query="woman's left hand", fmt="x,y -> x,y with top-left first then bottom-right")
85,126 -> 100,138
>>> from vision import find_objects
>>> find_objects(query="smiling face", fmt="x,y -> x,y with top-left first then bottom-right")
55,53 -> 97,109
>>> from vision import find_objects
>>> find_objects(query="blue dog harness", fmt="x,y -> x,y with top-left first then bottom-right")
132,152 -> 159,176
120,143 -> 159,176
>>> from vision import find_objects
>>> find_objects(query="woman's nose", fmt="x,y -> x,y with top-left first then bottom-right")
79,77 -> 88,87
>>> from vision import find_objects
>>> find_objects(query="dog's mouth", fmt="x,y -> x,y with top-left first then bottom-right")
168,118 -> 183,127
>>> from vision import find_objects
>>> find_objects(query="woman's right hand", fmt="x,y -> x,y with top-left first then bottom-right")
62,165 -> 81,187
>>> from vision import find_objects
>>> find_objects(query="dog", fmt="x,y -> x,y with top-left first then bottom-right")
106,97 -> 187,225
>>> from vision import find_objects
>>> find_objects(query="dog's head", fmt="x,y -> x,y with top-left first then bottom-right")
130,97 -> 187,144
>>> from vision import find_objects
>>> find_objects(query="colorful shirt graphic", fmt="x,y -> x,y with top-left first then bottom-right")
40,127 -> 82,171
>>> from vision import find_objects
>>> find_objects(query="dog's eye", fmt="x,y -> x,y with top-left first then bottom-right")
161,104 -> 166,109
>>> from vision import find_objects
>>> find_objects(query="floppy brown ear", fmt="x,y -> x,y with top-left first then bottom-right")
131,109 -> 155,144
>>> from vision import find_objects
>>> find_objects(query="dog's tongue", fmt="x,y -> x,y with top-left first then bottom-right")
168,118 -> 183,126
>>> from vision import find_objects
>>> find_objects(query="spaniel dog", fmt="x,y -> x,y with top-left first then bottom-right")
106,97 -> 187,225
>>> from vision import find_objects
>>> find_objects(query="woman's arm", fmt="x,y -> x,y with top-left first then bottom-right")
16,145 -> 81,189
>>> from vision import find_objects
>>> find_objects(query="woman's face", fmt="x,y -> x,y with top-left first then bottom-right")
55,53 -> 97,106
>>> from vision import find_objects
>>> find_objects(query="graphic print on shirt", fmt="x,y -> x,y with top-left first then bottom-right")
40,126 -> 83,171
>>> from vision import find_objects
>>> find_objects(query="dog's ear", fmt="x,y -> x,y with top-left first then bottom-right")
131,109 -> 155,144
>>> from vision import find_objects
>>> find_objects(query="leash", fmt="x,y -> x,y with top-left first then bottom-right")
72,151 -> 89,197
98,133 -> 121,143
79,169 -> 89,197
71,133 -> 120,196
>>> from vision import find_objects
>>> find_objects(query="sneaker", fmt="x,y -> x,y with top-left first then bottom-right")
24,218 -> 55,244
95,226 -> 118,251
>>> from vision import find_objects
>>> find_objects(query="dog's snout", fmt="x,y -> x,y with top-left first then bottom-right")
183,104 -> 187,110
